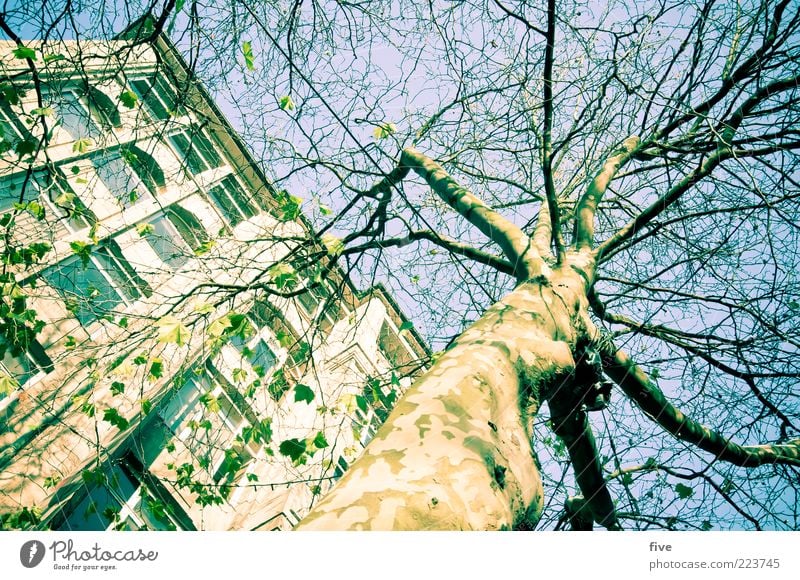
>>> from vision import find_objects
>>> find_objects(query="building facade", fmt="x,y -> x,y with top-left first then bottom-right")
0,32 -> 427,530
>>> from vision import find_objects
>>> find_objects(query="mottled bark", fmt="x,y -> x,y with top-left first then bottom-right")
297,268 -> 590,530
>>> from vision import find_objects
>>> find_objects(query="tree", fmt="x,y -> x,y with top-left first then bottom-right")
1,0 -> 799,530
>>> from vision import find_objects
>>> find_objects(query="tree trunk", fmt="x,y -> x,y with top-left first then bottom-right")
297,266 -> 589,530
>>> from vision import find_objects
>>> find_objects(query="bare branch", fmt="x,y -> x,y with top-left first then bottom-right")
401,147 -> 540,279
573,136 -> 640,250
599,344 -> 800,468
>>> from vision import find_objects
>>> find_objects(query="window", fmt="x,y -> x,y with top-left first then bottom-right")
144,206 -> 208,270
207,175 -> 258,227
296,279 -> 343,330
169,126 -> 222,175
56,458 -> 184,531
1,172 -> 95,251
84,84 -> 121,129
94,146 -> 164,206
130,76 -> 183,121
332,456 -> 349,481
158,369 -> 259,484
0,339 -> 53,401
40,241 -> 151,326
0,102 -> 28,156
34,170 -> 96,232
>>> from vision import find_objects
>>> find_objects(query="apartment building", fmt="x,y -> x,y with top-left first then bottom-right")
0,30 -> 427,530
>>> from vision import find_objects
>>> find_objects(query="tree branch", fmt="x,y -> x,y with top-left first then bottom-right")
573,136 -> 640,250
541,0 -> 566,263
598,343 -> 800,468
400,147 -> 540,280
343,229 -> 516,277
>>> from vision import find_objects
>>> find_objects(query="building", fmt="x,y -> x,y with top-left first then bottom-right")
0,28 -> 427,530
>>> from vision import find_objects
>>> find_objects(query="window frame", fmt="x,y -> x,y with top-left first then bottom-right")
168,126 -> 223,176
206,175 -> 258,227
39,239 -> 151,326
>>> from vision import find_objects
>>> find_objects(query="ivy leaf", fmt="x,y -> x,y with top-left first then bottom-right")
675,483 -> 693,499
43,53 -> 65,64
192,301 -> 215,315
355,394 -> 368,413
242,41 -> 255,71
398,320 -> 413,333
268,262 -> 297,290
373,122 -> 397,139
31,107 -> 54,117
194,239 -> 215,255
320,233 -> 344,256
278,438 -> 307,463
277,192 -> 302,221
69,240 -> 93,268
156,315 -> 191,346
72,137 -> 93,154
0,375 -> 19,397
293,384 -> 315,404
103,408 -> 130,430
14,139 -> 36,157
278,95 -> 295,111
701,520 -> 712,531
12,46 -> 37,61
119,90 -> 138,109
199,392 -> 220,413
312,431 -> 329,449
110,381 -> 125,395
788,300 -> 799,311
136,222 -> 155,236
319,203 -> 332,216
140,399 -> 153,415
148,358 -> 164,380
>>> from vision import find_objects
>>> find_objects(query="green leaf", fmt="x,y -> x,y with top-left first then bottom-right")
268,262 -> 297,290
119,90 -> 138,109
373,122 -> 397,139
194,239 -> 215,255
110,381 -> 125,395
69,240 -> 92,268
701,520 -> 712,531
70,165 -> 81,175
312,431 -> 329,449
156,315 -> 191,346
242,41 -> 255,71
293,384 -> 315,404
140,399 -> 153,415
0,375 -> 19,397
72,137 -> 93,154
355,394 -> 368,413
31,107 -> 54,117
55,190 -> 76,208
319,203 -> 332,216
12,46 -> 37,61
788,300 -> 800,311
148,358 -> 164,380
15,139 -> 36,157
278,95 -> 295,111
675,483 -> 693,499
43,53 -> 65,64
103,408 -> 130,430
136,222 -> 155,236
398,320 -> 413,333
278,438 -> 307,462
192,301 -> 215,315
320,233 -> 344,256
199,392 -> 220,413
